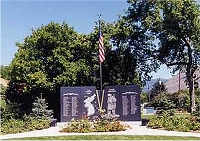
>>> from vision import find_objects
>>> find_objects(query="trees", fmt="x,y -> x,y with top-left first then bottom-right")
104,14 -> 160,84
10,22 -> 95,87
90,19 -> 157,87
125,0 -> 200,113
149,80 -> 167,101
157,0 -> 200,113
7,22 -> 97,119
6,21 -> 142,119
0,65 -> 10,80
31,97 -> 53,119
88,21 -> 142,87
140,92 -> 148,104
103,47 -> 138,86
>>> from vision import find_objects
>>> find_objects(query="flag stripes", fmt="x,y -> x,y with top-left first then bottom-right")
99,31 -> 105,63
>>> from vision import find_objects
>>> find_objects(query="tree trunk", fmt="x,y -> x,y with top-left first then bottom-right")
185,38 -> 196,113
187,74 -> 196,113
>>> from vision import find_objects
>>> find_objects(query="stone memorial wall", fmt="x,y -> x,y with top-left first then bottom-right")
60,85 -> 141,122
60,86 -> 97,122
104,85 -> 141,121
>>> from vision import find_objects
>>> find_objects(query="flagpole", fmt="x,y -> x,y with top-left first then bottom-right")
100,62 -> 103,92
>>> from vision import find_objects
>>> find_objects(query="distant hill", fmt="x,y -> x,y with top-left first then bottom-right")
142,78 -> 168,93
165,71 -> 200,94
143,70 -> 200,94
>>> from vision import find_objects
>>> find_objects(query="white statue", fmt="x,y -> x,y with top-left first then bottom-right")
84,94 -> 96,116
107,93 -> 117,115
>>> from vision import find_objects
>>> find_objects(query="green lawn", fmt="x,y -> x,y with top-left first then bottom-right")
4,135 -> 200,140
141,113 -> 191,120
141,114 -> 155,119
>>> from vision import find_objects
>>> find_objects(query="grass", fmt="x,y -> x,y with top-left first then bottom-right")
141,114 -> 155,120
4,135 -> 200,140
141,113 -> 191,120
175,113 -> 191,118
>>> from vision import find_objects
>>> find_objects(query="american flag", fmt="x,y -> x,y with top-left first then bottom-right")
98,29 -> 105,63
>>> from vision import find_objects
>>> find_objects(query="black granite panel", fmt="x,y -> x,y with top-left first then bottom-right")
60,85 -> 141,122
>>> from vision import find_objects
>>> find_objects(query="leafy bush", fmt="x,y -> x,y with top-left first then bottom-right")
147,116 -> 164,129
1,118 -> 26,134
141,92 -> 148,104
156,109 -> 175,116
148,90 -> 200,112
0,65 -> 10,80
171,90 -> 190,111
1,84 -> 24,122
166,116 -> 190,132
1,100 -> 22,123
194,89 -> 200,117
60,117 -> 127,133
147,110 -> 200,132
93,118 -> 110,132
60,118 -> 93,133
23,115 -> 51,130
105,121 -> 126,132
148,93 -> 176,110
1,116 -> 50,134
190,117 -> 200,131
1,95 -> 52,134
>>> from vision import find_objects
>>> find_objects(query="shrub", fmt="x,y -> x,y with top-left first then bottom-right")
149,80 -> 167,101
1,100 -> 22,123
1,95 -> 53,135
148,94 -> 176,110
1,116 -> 50,134
156,109 -> 175,117
23,115 -> 51,130
1,118 -> 26,134
31,96 -> 53,120
193,91 -> 200,118
106,121 -> 127,132
141,92 -> 148,104
189,116 -> 200,131
168,116 -> 190,132
60,118 -> 93,133
1,84 -> 25,122
147,116 -> 163,129
60,116 -> 127,133
147,111 -> 200,132
147,90 -> 200,112
93,118 -> 110,132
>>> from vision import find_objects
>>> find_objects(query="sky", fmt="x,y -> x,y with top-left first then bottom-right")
1,0 -> 173,79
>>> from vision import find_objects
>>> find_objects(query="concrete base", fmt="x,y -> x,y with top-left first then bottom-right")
124,121 -> 142,126
57,122 -> 69,128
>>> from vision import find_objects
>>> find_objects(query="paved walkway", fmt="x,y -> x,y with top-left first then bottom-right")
0,122 -> 200,140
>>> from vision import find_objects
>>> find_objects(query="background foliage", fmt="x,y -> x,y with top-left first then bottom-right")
5,21 -> 143,120
3,0 -> 200,123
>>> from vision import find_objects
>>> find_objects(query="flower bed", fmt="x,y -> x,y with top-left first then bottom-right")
60,117 -> 129,133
